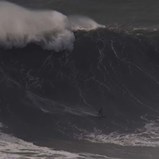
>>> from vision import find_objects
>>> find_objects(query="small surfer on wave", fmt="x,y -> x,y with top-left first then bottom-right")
98,107 -> 104,118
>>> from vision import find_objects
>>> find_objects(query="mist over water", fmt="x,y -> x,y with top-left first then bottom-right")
6,0 -> 159,27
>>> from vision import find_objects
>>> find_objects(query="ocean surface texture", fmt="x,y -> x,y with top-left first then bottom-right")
1,0 -> 159,159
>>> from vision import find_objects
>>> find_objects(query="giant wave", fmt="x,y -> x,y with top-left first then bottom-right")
0,1 -> 159,143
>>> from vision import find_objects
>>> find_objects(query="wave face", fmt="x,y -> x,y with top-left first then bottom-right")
1,2 -> 159,142
1,27 -> 159,140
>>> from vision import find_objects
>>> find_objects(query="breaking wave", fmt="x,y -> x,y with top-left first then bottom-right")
0,1 -> 104,51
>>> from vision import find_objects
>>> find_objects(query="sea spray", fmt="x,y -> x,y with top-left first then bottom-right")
0,1 -> 104,51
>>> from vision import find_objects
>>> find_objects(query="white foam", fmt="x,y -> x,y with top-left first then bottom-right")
0,1 -> 74,51
78,119 -> 159,147
0,133 -> 79,159
0,129 -> 117,159
0,122 -> 117,159
0,1 -> 105,51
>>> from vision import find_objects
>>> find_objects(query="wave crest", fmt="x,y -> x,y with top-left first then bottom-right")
0,1 -> 104,51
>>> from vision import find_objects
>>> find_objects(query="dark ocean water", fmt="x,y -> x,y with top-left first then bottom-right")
1,1 -> 159,159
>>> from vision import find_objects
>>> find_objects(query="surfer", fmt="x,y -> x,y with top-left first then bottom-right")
98,107 -> 104,118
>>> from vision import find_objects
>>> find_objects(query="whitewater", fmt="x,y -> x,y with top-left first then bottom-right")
0,1 -> 104,51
